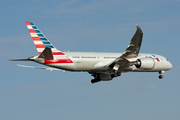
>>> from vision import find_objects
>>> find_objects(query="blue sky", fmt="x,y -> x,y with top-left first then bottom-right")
1,0 -> 180,120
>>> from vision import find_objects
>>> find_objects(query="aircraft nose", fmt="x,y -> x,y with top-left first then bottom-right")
168,61 -> 172,70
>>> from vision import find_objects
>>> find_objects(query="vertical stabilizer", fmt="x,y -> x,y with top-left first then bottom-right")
25,22 -> 66,59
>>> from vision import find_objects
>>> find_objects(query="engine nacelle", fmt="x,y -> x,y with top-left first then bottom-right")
100,73 -> 113,81
135,58 -> 155,70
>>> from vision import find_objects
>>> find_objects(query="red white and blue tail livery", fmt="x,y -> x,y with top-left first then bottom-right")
25,22 -> 73,65
11,22 -> 172,84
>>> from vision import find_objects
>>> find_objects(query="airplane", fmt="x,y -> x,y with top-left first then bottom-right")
11,22 -> 172,84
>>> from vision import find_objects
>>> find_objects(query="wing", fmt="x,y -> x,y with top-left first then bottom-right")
107,25 -> 143,70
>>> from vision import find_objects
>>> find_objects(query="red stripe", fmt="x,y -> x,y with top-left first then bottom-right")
35,44 -> 45,48
45,59 -> 73,64
32,37 -> 41,41
25,22 -> 30,25
52,52 -> 65,55
38,52 -> 42,55
29,29 -> 35,33
156,58 -> 160,62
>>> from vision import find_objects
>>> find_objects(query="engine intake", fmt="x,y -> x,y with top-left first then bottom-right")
135,58 -> 155,70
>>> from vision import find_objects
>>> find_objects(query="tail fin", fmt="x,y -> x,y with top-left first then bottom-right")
25,22 -> 66,59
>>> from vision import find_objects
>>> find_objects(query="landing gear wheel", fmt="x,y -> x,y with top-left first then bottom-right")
114,73 -> 117,77
91,79 -> 101,84
111,74 -> 115,78
159,75 -> 163,79
117,72 -> 121,76
91,79 -> 95,84
113,71 -> 121,77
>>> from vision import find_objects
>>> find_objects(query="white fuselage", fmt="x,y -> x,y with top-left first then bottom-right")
34,52 -> 172,73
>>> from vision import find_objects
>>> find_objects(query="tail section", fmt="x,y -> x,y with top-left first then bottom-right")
38,47 -> 53,60
25,22 -> 65,59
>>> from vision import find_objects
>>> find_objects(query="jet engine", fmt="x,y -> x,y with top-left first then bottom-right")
135,58 -> 155,70
99,73 -> 113,81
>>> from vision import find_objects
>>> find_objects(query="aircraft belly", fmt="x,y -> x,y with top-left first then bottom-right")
74,60 -> 95,71
46,63 -> 76,71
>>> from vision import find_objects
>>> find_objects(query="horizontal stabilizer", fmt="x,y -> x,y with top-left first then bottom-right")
38,47 -> 53,60
17,64 -> 61,71
10,59 -> 32,61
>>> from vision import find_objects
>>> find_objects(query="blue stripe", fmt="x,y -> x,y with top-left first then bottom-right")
151,54 -> 155,57
32,26 -> 37,29
41,40 -> 48,42
29,22 -> 34,25
38,34 -> 44,37
45,45 -> 54,48
40,38 -> 47,40
35,30 -> 41,33
43,41 -> 51,44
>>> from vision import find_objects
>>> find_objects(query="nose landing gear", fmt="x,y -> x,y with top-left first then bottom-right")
158,71 -> 164,79
159,75 -> 163,79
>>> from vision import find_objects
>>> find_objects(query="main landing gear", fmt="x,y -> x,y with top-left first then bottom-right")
91,78 -> 101,83
91,73 -> 101,84
91,71 -> 121,84
158,71 -> 164,79
112,71 -> 121,77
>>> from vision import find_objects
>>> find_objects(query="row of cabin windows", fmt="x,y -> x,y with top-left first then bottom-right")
72,56 -> 96,58
104,57 -> 117,59
72,56 -> 117,59
81,56 -> 96,58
